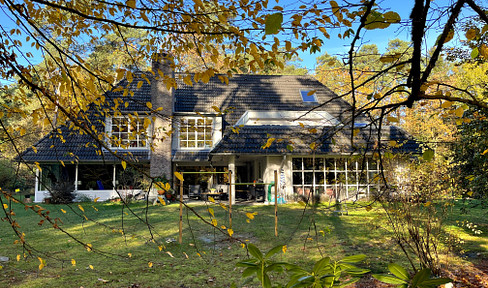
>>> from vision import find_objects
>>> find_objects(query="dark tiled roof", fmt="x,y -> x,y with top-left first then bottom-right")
105,73 -> 359,125
18,111 -> 149,163
173,74 -> 358,126
210,125 -> 420,155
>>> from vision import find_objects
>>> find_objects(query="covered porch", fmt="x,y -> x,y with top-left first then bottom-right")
34,162 -> 150,203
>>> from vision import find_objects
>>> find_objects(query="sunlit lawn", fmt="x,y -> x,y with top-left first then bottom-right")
0,198 -> 486,287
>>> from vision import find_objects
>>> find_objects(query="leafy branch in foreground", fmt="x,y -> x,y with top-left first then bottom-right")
236,244 -> 369,288
373,263 -> 452,288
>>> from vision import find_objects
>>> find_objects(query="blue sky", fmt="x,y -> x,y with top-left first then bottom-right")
0,0 -> 466,81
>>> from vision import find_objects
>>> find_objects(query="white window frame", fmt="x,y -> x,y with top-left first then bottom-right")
291,156 -> 381,199
105,115 -> 151,149
178,116 -> 214,150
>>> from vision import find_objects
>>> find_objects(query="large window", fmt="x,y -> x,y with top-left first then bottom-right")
179,117 -> 213,149
111,116 -> 149,148
292,157 -> 381,200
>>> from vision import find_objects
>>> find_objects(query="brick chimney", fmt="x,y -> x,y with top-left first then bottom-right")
150,52 -> 174,181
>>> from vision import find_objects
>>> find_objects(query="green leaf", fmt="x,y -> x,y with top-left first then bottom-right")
264,245 -> 283,259
339,254 -> 366,263
346,268 -> 371,275
313,257 -> 331,274
471,47 -> 479,59
242,266 -> 258,278
388,263 -> 409,281
236,261 -> 258,267
411,268 -> 431,288
265,13 -> 283,35
372,274 -> 408,284
263,273 -> 271,288
422,149 -> 435,161
247,243 -> 263,260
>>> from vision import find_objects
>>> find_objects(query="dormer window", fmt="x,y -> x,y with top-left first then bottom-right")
108,116 -> 150,149
300,90 -> 318,103
179,117 -> 213,148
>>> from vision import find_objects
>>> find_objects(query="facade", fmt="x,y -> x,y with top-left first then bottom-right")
19,58 -> 420,203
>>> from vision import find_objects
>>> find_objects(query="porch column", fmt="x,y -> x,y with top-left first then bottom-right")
112,165 -> 117,190
34,168 -> 39,202
228,155 -> 235,205
74,163 -> 78,191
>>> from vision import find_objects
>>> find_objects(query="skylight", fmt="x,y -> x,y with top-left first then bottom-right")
300,90 -> 317,103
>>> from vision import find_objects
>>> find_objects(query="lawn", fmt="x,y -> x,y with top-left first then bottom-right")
0,198 -> 486,287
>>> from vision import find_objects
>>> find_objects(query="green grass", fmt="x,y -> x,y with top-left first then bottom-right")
0,198 -> 486,287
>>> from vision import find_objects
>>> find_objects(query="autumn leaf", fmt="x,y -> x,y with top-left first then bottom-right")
78,205 -> 84,212
228,228 -> 234,237
174,171 -> 184,182
121,161 -> 127,170
38,257 -> 46,270
93,197 -> 100,203
71,259 -> 76,266
148,262 -> 153,268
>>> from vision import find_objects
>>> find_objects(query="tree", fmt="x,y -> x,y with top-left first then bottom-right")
2,0 -> 488,283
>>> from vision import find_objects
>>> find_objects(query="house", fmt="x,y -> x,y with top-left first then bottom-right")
19,55 -> 420,203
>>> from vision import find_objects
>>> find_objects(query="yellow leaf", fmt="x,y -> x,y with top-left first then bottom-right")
389,140 -> 397,147
424,201 -> 431,207
146,102 -> 152,109
0,265 -> 2,270
208,208 -> 214,217
309,142 -> 317,150
208,196 -> 215,203
61,209 -> 66,213
365,205 -> 372,212
455,106 -> 464,117
16,254 -> 20,261
3,204 -> 7,209
92,206 -> 98,211
441,101 -> 453,108
121,161 -> 127,170
158,197 -> 166,205
89,264 -> 94,270
126,0 -> 136,8
71,259 -> 76,266
93,197 -> 100,203
467,191 -> 474,196
164,183 -> 171,191
466,28 -> 477,40
174,171 -> 184,182
183,75 -> 193,86
86,243 -> 92,251
221,225 -> 226,229
262,138 -> 275,149
158,245 -> 163,251
212,106 -> 221,113
38,257 -> 45,270
481,149 -> 488,155
211,219 -> 218,226
128,253 -> 132,258
246,212 -> 255,220
137,81 -> 143,89
15,188 -> 20,193
228,228 -> 234,237
148,262 -> 153,268
387,116 -> 399,123
282,245 -> 287,254
166,251 -> 174,258
78,205 -> 84,212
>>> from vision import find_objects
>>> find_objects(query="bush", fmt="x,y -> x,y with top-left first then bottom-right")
50,180 -> 75,204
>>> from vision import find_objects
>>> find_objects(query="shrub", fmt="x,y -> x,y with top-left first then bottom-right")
50,180 -> 75,204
